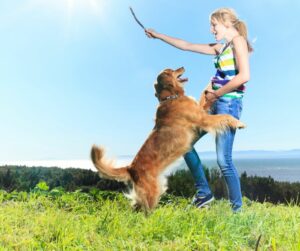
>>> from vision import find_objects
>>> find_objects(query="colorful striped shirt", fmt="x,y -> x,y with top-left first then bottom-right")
212,43 -> 245,98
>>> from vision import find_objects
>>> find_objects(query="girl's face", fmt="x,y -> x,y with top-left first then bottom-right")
210,19 -> 228,42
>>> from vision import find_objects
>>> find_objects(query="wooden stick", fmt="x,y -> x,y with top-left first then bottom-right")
129,7 -> 146,30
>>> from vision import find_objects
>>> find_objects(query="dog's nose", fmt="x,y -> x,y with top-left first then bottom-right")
176,67 -> 185,72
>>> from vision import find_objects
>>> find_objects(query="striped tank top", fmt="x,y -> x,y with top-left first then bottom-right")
212,42 -> 245,98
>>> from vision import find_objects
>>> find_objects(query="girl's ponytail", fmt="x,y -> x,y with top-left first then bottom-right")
234,20 -> 253,52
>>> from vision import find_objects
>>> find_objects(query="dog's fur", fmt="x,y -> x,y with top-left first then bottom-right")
91,67 -> 245,212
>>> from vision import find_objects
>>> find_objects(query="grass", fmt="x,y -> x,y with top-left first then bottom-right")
0,188 -> 299,250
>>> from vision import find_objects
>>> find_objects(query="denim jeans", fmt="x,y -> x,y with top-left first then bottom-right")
184,97 -> 243,211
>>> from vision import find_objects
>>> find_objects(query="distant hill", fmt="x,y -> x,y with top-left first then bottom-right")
119,149 -> 300,160
188,149 -> 300,160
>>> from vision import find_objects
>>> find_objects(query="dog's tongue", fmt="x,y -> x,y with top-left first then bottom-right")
179,77 -> 188,83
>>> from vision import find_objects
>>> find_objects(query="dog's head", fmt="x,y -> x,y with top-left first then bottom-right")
154,67 -> 188,102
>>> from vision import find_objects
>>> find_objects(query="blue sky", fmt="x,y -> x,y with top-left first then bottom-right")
0,0 -> 299,161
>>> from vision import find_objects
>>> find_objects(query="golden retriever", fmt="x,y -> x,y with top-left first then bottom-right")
91,67 -> 245,211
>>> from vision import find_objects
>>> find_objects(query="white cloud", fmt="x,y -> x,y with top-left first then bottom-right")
19,0 -> 111,24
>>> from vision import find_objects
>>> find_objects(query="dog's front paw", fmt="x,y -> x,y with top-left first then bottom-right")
132,203 -> 143,212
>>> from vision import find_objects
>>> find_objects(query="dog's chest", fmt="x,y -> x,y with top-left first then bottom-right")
155,98 -> 200,121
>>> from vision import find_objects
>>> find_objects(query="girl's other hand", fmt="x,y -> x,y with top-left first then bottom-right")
145,29 -> 158,39
205,90 -> 219,107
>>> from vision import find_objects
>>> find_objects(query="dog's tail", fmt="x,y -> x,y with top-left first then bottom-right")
91,145 -> 131,182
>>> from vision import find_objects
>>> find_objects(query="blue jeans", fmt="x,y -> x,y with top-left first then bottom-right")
184,97 -> 243,211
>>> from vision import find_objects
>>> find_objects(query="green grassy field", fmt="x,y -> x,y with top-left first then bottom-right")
0,186 -> 299,250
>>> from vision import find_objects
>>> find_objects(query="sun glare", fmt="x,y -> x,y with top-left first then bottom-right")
65,0 -> 105,17
21,0 -> 108,34
24,0 -> 106,18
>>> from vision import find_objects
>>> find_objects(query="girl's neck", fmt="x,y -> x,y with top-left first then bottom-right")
224,28 -> 240,43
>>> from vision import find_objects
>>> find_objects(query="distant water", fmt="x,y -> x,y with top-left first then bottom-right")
1,155 -> 300,183
200,158 -> 300,183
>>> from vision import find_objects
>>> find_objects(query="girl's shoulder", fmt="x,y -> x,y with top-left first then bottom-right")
231,36 -> 247,47
230,36 -> 248,55
231,35 -> 253,53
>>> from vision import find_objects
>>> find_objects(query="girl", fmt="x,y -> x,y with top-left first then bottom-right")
145,8 -> 252,212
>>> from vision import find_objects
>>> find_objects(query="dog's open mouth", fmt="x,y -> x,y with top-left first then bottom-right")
177,74 -> 188,83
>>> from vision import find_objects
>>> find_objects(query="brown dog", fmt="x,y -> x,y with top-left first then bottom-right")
91,67 -> 245,211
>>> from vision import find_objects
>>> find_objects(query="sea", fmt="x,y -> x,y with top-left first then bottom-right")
194,158 -> 300,183
1,150 -> 300,183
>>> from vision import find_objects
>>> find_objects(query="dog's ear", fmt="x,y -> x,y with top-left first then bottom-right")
157,72 -> 173,87
158,79 -> 175,95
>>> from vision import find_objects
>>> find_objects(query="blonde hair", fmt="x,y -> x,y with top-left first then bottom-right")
210,8 -> 253,52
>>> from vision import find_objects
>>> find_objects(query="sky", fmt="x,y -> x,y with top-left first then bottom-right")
0,0 -> 300,162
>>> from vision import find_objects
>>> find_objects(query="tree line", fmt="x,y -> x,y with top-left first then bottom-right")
0,165 -> 299,205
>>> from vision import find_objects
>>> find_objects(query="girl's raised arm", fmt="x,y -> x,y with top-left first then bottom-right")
145,29 -> 221,55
